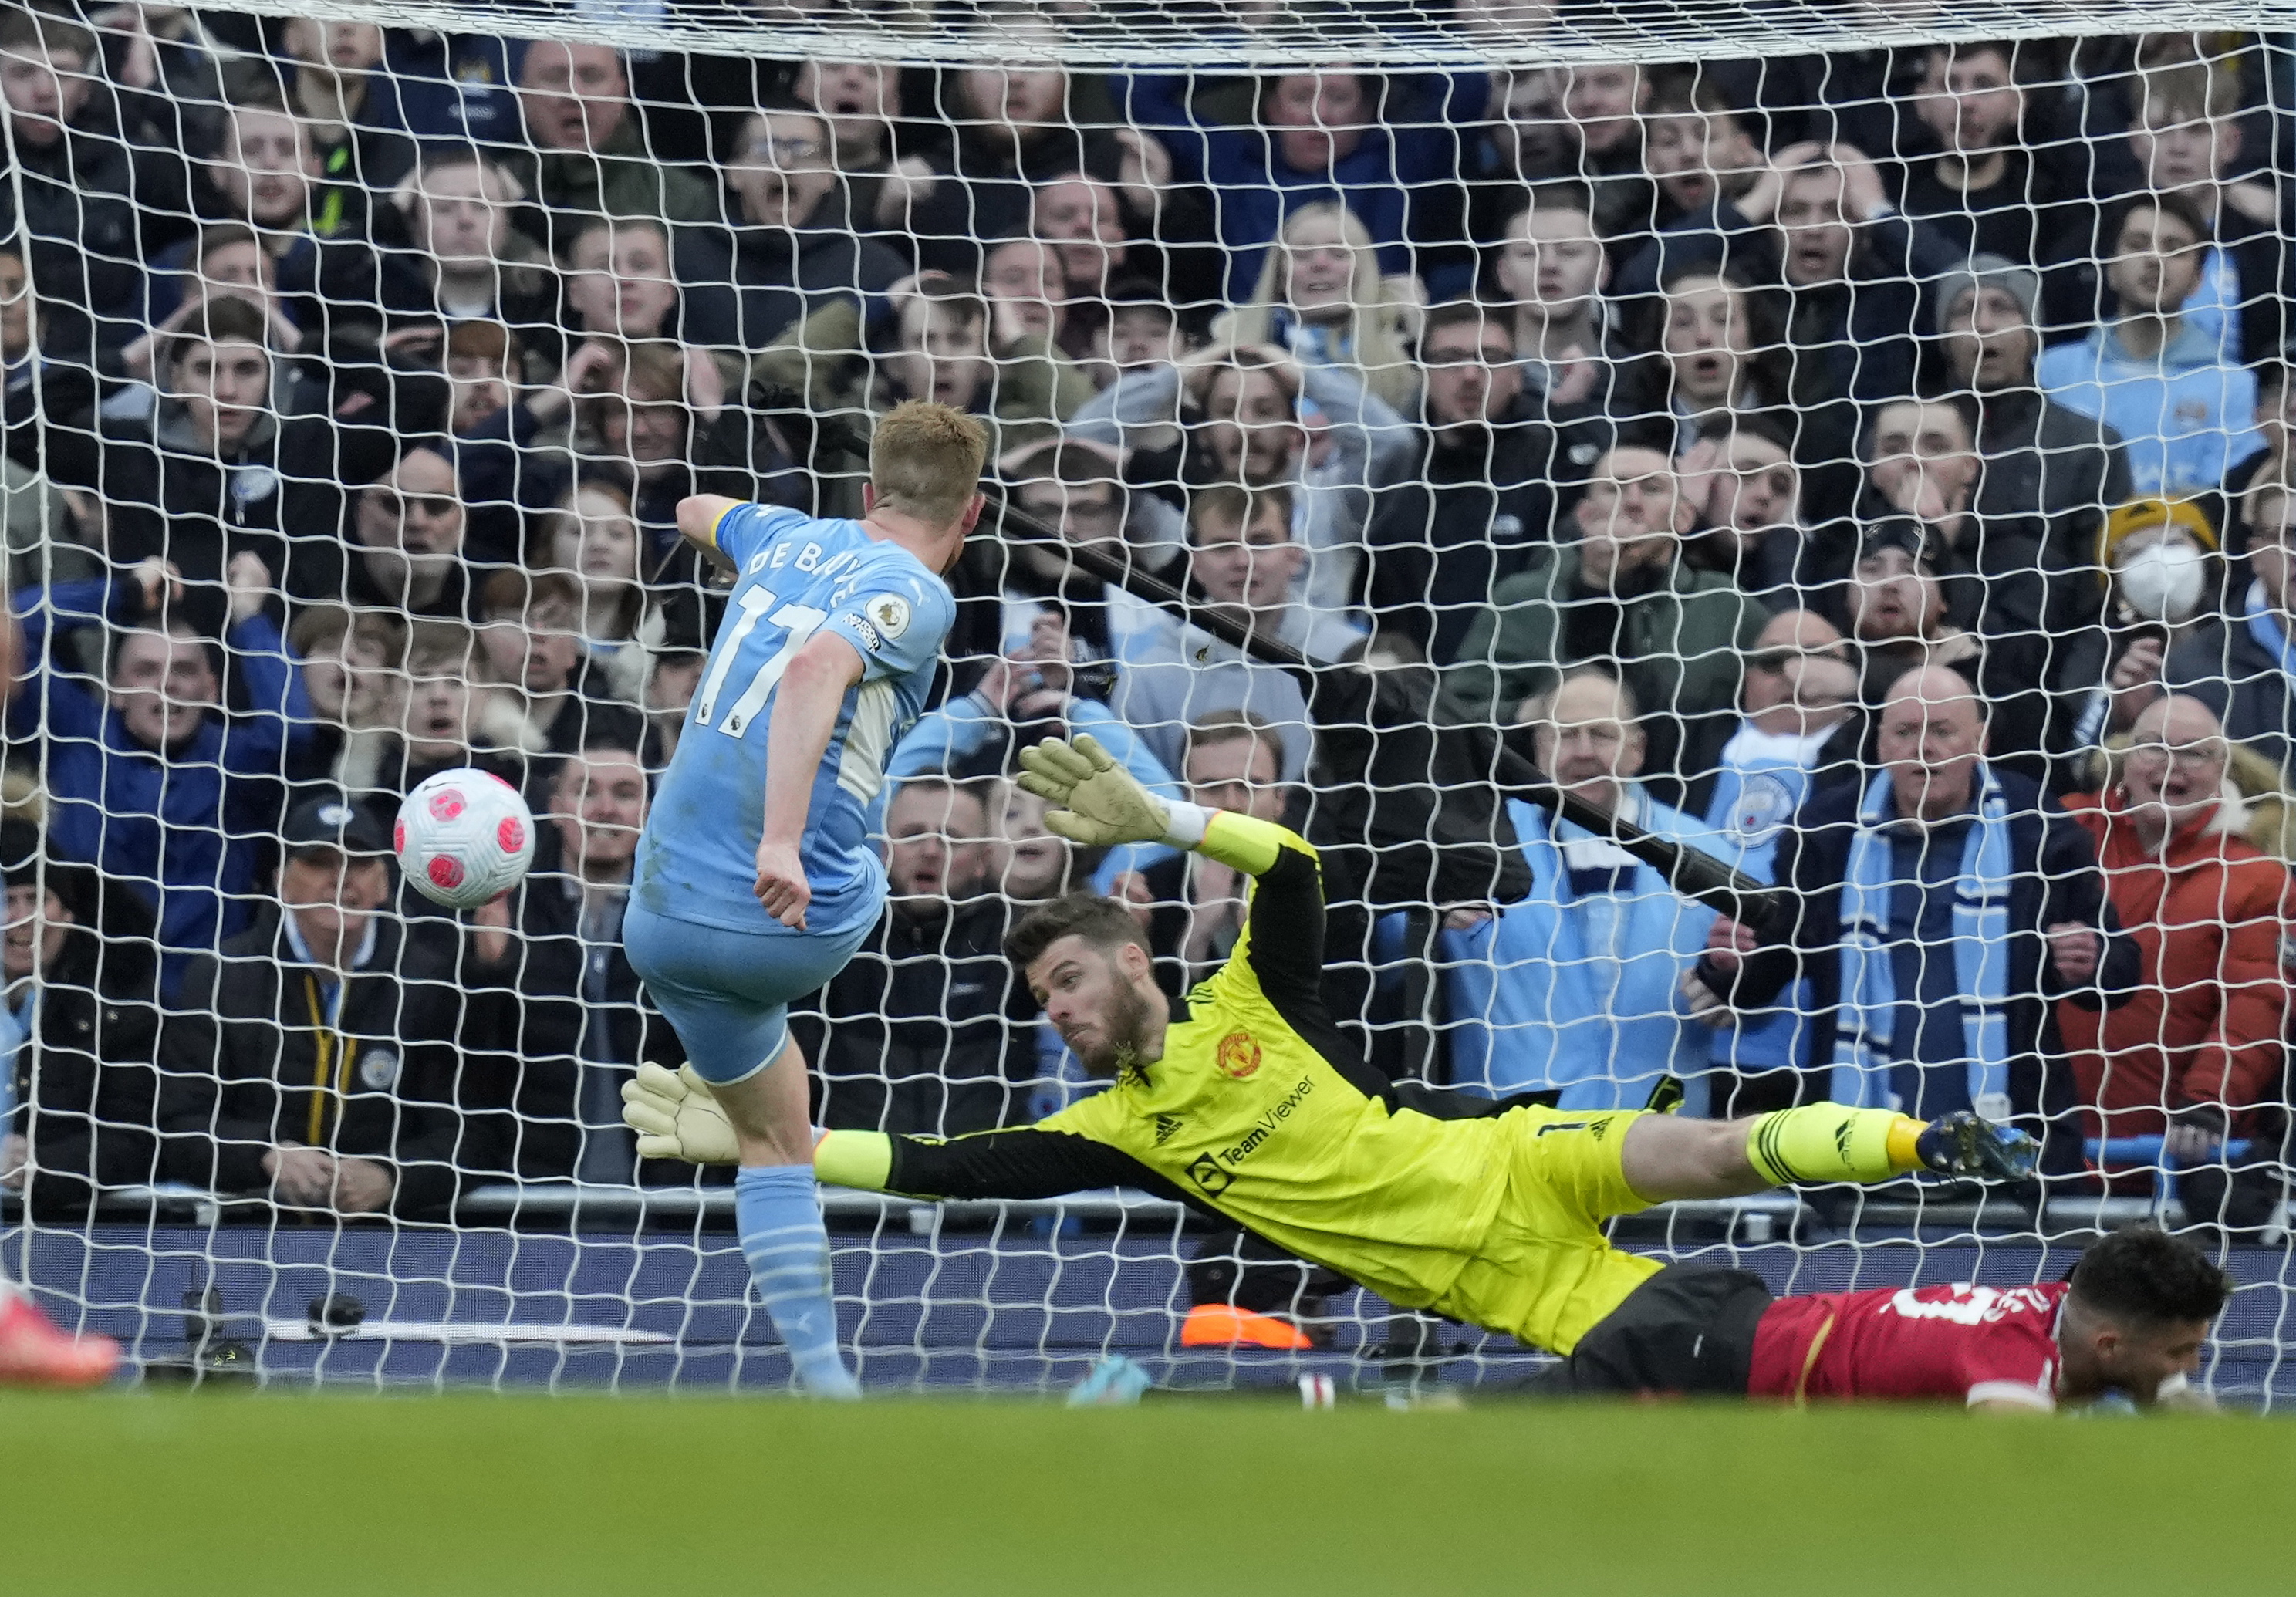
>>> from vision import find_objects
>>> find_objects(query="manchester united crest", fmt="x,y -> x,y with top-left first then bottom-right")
1214,1030 -> 1261,1080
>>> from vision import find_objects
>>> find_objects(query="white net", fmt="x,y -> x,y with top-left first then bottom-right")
0,0 -> 2291,1402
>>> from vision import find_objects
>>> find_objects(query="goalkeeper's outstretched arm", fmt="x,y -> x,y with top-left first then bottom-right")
1016,734 -> 1329,1012
621,1063 -> 1192,1204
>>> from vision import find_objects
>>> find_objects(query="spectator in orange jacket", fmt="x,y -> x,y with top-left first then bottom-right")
2058,693 -> 2295,1232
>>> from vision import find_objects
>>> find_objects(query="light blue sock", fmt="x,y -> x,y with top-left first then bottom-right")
735,1164 -> 860,1399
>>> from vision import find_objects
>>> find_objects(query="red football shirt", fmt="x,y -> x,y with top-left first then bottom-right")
1747,1281 -> 2067,1409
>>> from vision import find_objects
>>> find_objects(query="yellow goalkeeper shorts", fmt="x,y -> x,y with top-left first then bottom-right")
1435,1106 -> 1665,1356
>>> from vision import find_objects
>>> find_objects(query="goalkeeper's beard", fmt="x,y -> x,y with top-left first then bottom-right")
1072,979 -> 1156,1079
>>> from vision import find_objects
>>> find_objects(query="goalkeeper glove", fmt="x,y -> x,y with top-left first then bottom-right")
1017,734 -> 1201,849
620,1062 -> 738,1166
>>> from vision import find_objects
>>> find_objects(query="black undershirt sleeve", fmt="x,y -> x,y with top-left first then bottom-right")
886,1127 -> 1194,1206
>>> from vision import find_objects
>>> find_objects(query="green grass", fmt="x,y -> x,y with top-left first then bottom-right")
3,1390 -> 2291,1595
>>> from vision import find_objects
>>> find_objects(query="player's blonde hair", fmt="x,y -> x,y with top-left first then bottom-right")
870,400 -> 989,528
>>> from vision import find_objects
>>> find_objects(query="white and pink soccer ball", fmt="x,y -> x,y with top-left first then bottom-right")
394,768 -> 536,910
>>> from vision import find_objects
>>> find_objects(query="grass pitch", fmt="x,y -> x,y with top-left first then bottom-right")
4,1389 -> 2291,1595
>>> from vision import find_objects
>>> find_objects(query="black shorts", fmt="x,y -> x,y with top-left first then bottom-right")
1509,1264 -> 1772,1397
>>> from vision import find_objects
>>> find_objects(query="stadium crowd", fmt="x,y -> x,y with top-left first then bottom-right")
0,2 -> 2291,1237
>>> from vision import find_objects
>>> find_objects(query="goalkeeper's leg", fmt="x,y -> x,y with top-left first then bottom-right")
1622,1102 -> 2038,1201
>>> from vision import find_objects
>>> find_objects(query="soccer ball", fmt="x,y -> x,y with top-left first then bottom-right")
394,768 -> 536,910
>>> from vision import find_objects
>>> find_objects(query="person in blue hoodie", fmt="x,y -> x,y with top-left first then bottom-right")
1441,667 -> 1720,1112
2038,192 -> 2265,499
5,557 -> 312,1001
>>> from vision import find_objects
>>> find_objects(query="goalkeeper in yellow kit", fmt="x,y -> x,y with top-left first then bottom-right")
625,736 -> 2035,1365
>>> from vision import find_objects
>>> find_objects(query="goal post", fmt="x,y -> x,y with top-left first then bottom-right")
0,0 -> 2290,1403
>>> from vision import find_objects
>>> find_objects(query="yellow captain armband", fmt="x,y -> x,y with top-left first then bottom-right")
706,500 -> 739,550
813,1129 -> 894,1192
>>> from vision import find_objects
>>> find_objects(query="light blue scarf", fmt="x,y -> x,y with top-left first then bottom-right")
1830,765 -> 2014,1116
2244,579 -> 2296,680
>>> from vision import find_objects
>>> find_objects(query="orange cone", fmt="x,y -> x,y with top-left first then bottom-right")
1180,1303 -> 1315,1350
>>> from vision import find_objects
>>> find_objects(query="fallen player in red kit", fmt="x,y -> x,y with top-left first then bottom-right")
1511,1224 -> 2226,1411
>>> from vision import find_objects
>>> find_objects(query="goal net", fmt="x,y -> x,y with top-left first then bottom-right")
1,0 -> 2291,1403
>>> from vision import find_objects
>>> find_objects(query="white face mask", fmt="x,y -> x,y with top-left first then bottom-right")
2115,539 -> 2208,623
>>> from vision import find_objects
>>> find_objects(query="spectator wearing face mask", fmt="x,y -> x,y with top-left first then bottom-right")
2116,482 -> 2296,778
2065,498 -> 2226,756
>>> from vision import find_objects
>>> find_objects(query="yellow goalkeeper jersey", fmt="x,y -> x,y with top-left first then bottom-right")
819,813 -> 1658,1350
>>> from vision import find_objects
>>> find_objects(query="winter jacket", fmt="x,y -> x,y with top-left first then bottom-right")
156,908 -> 477,1217
1442,544 -> 1771,802
2056,788 -> 2294,1140
685,190 -> 910,353
1700,767 -> 2141,1170
5,903 -> 164,1217
458,863 -> 701,1185
7,578 -> 313,999
1968,386 -> 2132,571
796,897 -> 1039,1139
50,392 -> 410,628
1361,408 -> 1594,664
1115,71 -> 1485,299
2163,609 -> 2296,778
1065,358 -> 1413,615
1441,788 -> 1717,1109
503,116 -> 721,255
0,97 -> 191,374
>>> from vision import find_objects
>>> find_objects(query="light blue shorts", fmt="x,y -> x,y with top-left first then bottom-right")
624,903 -> 872,1085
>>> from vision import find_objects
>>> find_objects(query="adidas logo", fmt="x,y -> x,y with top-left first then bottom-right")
1153,1114 -> 1183,1147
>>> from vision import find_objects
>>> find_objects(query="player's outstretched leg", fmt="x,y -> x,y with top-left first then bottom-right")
1623,1102 -> 2038,1201
709,1038 -> 861,1400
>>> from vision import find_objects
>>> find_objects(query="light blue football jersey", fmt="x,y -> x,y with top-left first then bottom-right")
635,502 -> 955,937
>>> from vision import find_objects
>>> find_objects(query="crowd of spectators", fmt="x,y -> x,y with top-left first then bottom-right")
0,3 -> 2291,1237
